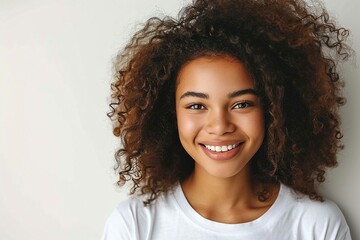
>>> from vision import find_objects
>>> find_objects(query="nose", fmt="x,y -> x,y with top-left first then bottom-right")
205,108 -> 235,135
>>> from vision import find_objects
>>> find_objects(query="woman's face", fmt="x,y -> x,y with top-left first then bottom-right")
175,55 -> 265,180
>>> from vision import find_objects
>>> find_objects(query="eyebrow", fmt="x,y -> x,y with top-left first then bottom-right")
179,88 -> 257,100
227,89 -> 258,98
180,91 -> 209,99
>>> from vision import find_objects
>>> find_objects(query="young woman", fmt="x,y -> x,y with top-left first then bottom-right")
103,0 -> 352,239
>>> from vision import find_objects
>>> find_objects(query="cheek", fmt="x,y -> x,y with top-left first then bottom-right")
241,112 -> 265,139
177,116 -> 195,133
176,113 -> 203,140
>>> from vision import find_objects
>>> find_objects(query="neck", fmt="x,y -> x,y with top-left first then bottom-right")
181,163 -> 258,209
180,164 -> 279,223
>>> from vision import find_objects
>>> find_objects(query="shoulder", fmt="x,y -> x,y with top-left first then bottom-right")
282,185 -> 344,221
279,184 -> 351,239
101,197 -> 143,240
101,188 -> 179,240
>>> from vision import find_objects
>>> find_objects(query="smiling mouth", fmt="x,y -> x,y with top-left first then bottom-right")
201,143 -> 242,153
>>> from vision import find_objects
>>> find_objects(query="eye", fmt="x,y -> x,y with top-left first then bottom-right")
233,101 -> 253,109
187,104 -> 205,110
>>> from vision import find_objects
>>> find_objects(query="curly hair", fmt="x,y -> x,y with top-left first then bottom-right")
108,0 -> 351,204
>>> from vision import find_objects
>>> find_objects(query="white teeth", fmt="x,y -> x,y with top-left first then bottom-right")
204,144 -> 238,152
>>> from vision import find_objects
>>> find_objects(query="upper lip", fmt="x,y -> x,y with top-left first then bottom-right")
200,141 -> 243,146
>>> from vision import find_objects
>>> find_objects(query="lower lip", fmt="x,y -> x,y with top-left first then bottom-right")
200,143 -> 243,161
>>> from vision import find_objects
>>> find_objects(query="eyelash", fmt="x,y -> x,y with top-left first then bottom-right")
186,101 -> 254,110
187,104 -> 205,110
233,101 -> 254,109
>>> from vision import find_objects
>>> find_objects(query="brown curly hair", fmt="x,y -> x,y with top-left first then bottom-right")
108,0 -> 352,204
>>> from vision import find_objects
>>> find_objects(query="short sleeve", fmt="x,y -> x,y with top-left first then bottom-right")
299,199 -> 352,240
101,200 -> 136,240
323,201 -> 352,240
341,228 -> 352,240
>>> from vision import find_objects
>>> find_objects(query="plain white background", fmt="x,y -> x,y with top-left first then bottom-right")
0,0 -> 359,239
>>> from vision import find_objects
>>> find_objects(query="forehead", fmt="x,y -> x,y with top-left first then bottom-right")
176,55 -> 254,93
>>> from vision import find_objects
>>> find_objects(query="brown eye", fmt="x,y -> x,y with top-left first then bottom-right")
188,104 -> 205,110
233,101 -> 253,109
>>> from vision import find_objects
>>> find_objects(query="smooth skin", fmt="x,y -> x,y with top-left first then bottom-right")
176,55 -> 279,224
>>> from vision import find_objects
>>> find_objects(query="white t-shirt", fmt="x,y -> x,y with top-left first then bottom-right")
102,183 -> 351,240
